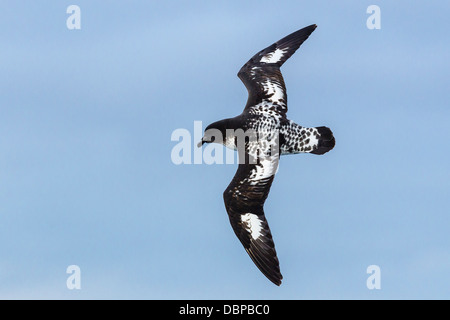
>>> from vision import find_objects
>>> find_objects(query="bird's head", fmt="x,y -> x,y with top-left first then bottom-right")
197,120 -> 229,148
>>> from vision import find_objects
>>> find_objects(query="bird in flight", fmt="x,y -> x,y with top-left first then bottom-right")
198,24 -> 335,286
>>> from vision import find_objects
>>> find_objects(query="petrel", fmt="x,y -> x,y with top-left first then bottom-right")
198,25 -> 335,286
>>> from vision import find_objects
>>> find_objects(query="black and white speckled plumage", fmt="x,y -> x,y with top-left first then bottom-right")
199,25 -> 335,286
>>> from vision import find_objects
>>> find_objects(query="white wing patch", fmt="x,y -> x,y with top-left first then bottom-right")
248,156 -> 279,184
241,213 -> 263,240
262,80 -> 285,103
260,48 -> 288,64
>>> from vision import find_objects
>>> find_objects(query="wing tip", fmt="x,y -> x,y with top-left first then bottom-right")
302,24 -> 318,36
272,275 -> 283,286
266,271 -> 283,286
245,247 -> 283,286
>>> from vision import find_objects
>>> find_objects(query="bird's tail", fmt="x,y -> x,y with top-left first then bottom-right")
310,126 -> 335,155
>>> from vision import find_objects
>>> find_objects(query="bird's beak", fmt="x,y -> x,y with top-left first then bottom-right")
197,139 -> 205,148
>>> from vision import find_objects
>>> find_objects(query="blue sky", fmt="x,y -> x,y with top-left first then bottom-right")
0,1 -> 449,299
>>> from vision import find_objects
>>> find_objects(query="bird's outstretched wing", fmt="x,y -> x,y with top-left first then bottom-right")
238,24 -> 317,116
223,151 -> 282,286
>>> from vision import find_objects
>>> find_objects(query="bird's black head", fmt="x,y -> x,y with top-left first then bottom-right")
197,119 -> 230,148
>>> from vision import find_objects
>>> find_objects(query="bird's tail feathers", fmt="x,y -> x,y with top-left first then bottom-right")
310,126 -> 335,155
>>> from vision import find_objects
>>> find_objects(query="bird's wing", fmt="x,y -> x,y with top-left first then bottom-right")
223,150 -> 282,285
238,24 -> 317,116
